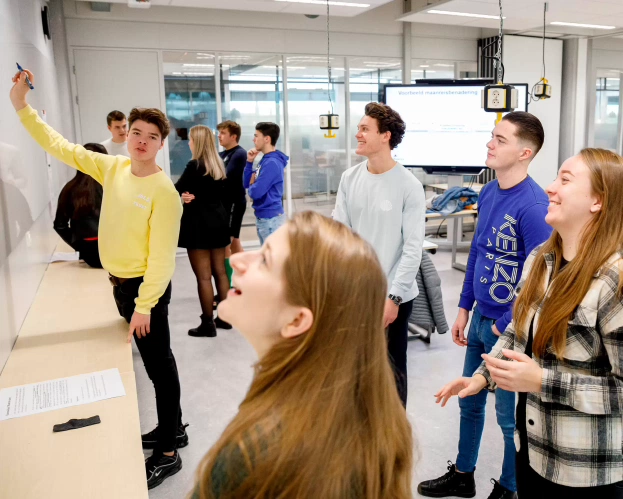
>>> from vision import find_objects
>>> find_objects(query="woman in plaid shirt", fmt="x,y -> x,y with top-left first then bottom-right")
435,148 -> 623,498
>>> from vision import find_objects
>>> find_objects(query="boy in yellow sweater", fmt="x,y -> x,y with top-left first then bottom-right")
10,69 -> 186,490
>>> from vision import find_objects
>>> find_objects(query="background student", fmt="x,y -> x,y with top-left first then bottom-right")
218,120 -> 247,255
217,120 -> 247,285
176,125 -> 231,336
333,102 -> 426,408
54,142 -> 106,268
100,110 -> 129,156
243,122 -> 289,245
418,112 -> 552,499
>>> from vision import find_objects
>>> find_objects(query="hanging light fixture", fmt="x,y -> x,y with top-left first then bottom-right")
482,0 -> 518,120
319,0 -> 340,138
532,2 -> 552,100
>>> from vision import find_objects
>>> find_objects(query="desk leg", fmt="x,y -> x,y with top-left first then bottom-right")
326,169 -> 330,200
452,215 -> 467,272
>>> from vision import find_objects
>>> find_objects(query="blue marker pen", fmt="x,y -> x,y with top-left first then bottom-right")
16,63 -> 34,90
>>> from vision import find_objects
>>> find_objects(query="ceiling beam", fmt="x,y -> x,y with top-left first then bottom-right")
401,0 -> 452,16
589,28 -> 623,40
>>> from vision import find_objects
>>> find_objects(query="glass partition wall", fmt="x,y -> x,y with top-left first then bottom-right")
163,52 -> 479,245
163,51 -> 217,181
220,53 -> 285,152
286,56 -> 346,217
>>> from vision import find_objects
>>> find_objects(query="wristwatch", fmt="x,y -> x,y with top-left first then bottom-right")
388,294 -> 403,306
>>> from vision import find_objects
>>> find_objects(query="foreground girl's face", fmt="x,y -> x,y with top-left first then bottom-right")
217,226 -> 292,355
545,155 -> 600,232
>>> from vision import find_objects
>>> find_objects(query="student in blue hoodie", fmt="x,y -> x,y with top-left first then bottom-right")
244,122 -> 289,245
418,112 -> 553,499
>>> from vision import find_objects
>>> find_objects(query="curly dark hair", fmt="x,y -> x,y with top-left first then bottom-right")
364,102 -> 406,150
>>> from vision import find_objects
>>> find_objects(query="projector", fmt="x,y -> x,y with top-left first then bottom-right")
534,79 -> 552,99
481,84 -> 518,112
128,0 -> 151,8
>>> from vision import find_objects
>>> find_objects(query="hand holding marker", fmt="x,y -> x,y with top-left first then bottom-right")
16,63 -> 34,90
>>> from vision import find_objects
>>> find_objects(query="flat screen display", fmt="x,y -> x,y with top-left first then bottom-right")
384,82 -> 528,173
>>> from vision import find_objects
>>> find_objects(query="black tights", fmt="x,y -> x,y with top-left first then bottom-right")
187,248 -> 230,317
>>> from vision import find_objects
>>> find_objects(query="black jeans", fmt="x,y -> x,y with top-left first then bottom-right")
112,276 -> 182,452
76,240 -> 102,268
516,430 -> 623,498
387,299 -> 414,407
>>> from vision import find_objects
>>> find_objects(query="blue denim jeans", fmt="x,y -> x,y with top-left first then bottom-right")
456,306 -> 517,492
256,213 -> 286,246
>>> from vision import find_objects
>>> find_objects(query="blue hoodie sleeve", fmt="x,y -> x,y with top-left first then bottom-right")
458,229 -> 479,312
494,201 -> 552,333
243,161 -> 254,189
248,157 -> 282,200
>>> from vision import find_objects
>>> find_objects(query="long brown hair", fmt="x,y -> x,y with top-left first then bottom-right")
513,148 -> 623,358
190,125 -> 226,180
193,211 -> 413,498
60,143 -> 105,218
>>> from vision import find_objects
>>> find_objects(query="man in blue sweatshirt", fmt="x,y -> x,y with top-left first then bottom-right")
418,112 -> 552,499
243,122 -> 289,245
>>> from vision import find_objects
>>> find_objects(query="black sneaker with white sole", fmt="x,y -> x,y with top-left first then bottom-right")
146,451 -> 182,489
142,423 -> 189,450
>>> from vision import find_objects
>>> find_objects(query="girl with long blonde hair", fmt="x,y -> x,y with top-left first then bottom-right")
190,211 -> 414,498
176,125 -> 232,337
435,148 -> 623,498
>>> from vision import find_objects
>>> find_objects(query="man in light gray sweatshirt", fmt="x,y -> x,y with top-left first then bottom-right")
333,102 -> 426,406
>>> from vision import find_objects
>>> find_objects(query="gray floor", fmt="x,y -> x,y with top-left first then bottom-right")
136,248 -> 506,499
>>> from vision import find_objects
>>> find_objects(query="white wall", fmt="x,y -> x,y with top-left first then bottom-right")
503,35 -> 563,189
559,38 -> 591,162
592,37 -> 623,71
62,0 -> 481,59
63,0 -> 480,59
71,48 -> 167,167
0,0 -> 75,372
587,37 -> 623,149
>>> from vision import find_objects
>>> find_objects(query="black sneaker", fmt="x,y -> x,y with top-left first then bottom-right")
417,461 -> 476,498
142,423 -> 189,450
215,316 -> 232,330
145,450 -> 182,489
487,479 -> 517,499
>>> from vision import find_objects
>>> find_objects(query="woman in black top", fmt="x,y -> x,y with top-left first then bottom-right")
175,125 -> 231,337
53,143 -> 105,268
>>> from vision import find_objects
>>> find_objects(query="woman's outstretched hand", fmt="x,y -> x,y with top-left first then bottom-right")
435,374 -> 488,407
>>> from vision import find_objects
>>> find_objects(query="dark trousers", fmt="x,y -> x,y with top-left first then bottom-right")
386,299 -> 414,407
76,240 -> 102,268
516,433 -> 623,498
112,277 -> 182,452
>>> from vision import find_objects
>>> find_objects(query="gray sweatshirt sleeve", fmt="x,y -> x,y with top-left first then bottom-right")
389,183 -> 426,298
333,173 -> 351,228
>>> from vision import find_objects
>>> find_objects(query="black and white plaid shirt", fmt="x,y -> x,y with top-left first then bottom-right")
475,247 -> 623,487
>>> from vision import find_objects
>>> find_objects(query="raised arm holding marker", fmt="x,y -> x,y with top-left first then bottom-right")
16,63 -> 34,90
